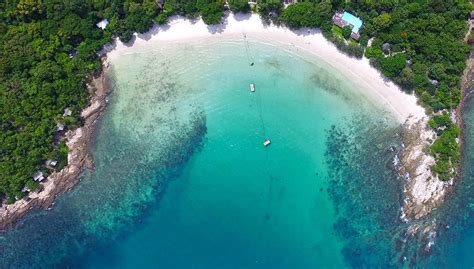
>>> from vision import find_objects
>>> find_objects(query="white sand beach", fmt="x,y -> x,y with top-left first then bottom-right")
108,14 -> 427,125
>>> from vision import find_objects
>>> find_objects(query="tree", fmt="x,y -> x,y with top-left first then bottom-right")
258,0 -> 283,24
316,1 -> 334,21
199,2 -> 225,25
228,0 -> 250,13
365,47 -> 384,60
16,0 -> 44,20
342,25 -> 352,39
398,67 -> 415,89
430,63 -> 446,81
372,13 -> 391,33
281,3 -> 321,29
380,54 -> 406,78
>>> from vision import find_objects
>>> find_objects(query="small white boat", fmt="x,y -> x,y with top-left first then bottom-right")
250,83 -> 255,92
263,139 -> 271,147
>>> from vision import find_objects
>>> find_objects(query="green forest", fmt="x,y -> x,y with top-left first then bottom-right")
0,0 -> 471,203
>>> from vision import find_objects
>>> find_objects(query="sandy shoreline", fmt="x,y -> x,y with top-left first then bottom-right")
110,14 -> 426,125
1,13 -> 443,230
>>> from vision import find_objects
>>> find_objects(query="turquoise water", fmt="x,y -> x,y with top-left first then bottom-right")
0,37 -> 472,268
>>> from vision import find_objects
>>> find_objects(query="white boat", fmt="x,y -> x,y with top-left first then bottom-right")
263,139 -> 271,147
250,83 -> 255,92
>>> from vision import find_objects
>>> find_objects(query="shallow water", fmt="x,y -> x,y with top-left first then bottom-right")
0,37 -> 471,268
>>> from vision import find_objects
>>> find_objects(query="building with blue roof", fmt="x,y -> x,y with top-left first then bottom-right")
332,11 -> 363,40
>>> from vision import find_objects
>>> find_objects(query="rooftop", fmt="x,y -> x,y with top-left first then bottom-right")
33,171 -> 44,182
96,19 -> 109,30
341,12 -> 363,33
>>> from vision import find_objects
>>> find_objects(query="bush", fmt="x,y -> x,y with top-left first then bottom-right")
258,0 -> 283,24
380,53 -> 406,78
228,0 -> 251,13
200,2 -> 225,25
342,25 -> 352,39
281,2 -> 321,29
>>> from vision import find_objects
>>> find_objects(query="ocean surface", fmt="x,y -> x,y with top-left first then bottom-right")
0,37 -> 473,268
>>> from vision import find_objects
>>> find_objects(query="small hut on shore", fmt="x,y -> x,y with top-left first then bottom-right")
33,171 -> 45,182
63,108 -> 72,117
430,79 -> 440,87
46,160 -> 58,167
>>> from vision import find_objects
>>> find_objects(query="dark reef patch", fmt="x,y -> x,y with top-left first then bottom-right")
325,115 -> 409,267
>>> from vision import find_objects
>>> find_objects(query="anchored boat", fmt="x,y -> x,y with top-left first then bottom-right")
263,139 -> 271,147
250,83 -> 255,92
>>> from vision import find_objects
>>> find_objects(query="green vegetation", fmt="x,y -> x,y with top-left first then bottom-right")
380,53 -> 407,78
199,1 -> 225,25
354,0 -> 471,180
332,25 -> 343,38
256,0 -> 283,24
428,112 -> 461,180
1,0 -> 471,203
341,25 -> 352,39
228,0 -> 250,14
280,2 -> 321,29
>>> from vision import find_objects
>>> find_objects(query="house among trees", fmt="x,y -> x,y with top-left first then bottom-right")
157,0 -> 164,9
46,160 -> 58,167
96,19 -> 109,30
332,11 -> 363,40
283,0 -> 297,5
56,122 -> 65,132
63,108 -> 72,117
33,171 -> 45,182
430,79 -> 440,87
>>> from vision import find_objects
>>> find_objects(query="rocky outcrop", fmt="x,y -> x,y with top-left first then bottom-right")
399,119 -> 452,221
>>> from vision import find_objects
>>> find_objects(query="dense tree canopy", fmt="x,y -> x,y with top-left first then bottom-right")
257,0 -> 283,24
281,2 -> 321,29
198,1 -> 225,25
228,0 -> 250,14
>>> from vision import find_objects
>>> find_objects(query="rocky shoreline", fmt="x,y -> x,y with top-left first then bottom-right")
398,119 -> 452,221
0,63 -> 111,231
396,24 -> 474,255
